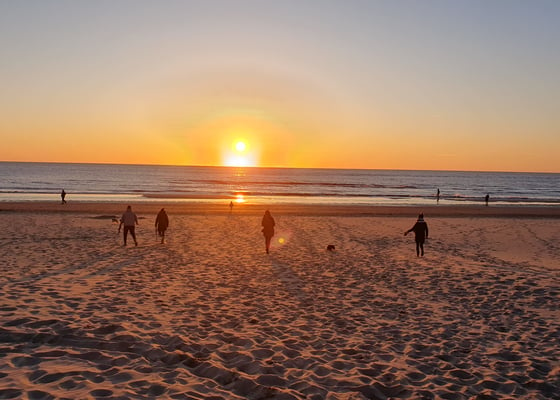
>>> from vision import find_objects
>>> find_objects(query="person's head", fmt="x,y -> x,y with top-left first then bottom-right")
264,210 -> 271,217
418,213 -> 424,220
127,205 -> 132,211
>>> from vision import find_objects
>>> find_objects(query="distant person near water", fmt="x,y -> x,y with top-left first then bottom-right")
119,205 -> 138,246
485,194 -> 490,206
261,210 -> 276,254
436,188 -> 440,204
404,213 -> 429,257
61,189 -> 67,204
155,208 -> 169,244
229,201 -> 234,213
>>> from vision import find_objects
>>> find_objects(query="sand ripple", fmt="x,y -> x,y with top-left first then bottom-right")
0,213 -> 559,399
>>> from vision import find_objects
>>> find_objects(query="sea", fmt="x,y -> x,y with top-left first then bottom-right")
0,162 -> 558,207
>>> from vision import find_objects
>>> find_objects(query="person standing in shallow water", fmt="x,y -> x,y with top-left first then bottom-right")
61,189 -> 67,204
261,210 -> 275,254
119,205 -> 138,246
404,213 -> 429,257
155,208 -> 169,244
485,194 -> 490,206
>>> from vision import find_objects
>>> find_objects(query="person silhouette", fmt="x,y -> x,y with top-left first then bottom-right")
261,210 -> 275,254
155,208 -> 169,244
436,188 -> 440,204
61,189 -> 67,204
229,201 -> 234,213
404,213 -> 429,257
118,205 -> 138,246
485,194 -> 490,206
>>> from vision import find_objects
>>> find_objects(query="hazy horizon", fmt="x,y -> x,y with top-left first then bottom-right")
3,160 -> 559,175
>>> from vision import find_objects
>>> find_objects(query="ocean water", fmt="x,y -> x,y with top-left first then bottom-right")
0,162 -> 558,206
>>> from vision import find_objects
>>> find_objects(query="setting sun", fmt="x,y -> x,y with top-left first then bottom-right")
223,138 -> 258,167
235,141 -> 246,152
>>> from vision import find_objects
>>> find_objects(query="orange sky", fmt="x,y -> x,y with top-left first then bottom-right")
1,2 -> 559,172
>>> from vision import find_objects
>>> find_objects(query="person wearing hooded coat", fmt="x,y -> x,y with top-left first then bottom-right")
155,208 -> 169,244
261,210 -> 275,254
404,213 -> 429,256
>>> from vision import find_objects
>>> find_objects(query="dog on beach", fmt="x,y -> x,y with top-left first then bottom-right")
326,244 -> 336,251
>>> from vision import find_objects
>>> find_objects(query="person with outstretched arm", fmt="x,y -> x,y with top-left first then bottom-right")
404,213 -> 429,257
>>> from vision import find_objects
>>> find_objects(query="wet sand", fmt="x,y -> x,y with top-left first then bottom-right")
1,201 -> 560,218
0,202 -> 559,399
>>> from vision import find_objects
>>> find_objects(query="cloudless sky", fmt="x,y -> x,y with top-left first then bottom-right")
1,0 -> 559,172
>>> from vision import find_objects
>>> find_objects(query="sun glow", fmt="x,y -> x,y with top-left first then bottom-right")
223,138 -> 258,167
235,141 -> 246,152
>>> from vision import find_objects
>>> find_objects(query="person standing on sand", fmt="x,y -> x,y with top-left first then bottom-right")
404,213 -> 429,257
61,189 -> 67,204
485,194 -> 490,206
155,208 -> 169,244
229,201 -> 234,213
261,210 -> 275,254
436,188 -> 440,204
119,205 -> 138,246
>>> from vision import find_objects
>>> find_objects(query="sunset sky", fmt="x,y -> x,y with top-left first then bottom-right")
1,1 -> 559,172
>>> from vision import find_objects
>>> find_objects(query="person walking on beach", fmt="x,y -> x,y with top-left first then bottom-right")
119,205 -> 138,246
485,194 -> 490,206
404,213 -> 429,257
155,208 -> 169,244
261,210 -> 275,254
61,189 -> 67,204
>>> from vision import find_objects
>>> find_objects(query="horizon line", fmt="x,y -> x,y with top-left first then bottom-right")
0,160 -> 558,175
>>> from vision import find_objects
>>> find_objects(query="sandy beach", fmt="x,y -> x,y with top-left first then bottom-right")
0,202 -> 559,399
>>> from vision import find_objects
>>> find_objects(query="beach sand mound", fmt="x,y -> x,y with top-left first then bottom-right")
0,212 -> 559,399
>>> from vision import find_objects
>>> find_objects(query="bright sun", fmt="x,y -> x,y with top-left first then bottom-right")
235,141 -> 246,152
223,139 -> 257,167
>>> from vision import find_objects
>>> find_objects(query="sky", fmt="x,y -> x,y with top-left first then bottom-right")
1,1 -> 559,172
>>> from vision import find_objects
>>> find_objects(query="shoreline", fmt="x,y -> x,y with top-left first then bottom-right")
0,201 -> 559,218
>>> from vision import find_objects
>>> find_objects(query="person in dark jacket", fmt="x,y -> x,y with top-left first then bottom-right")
155,208 -> 169,244
404,213 -> 429,256
261,210 -> 275,254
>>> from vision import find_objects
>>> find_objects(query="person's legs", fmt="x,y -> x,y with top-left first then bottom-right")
419,241 -> 424,256
130,227 -> 137,246
159,229 -> 165,244
265,236 -> 271,253
415,241 -> 420,257
123,226 -> 130,245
